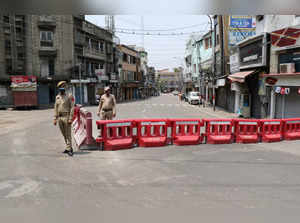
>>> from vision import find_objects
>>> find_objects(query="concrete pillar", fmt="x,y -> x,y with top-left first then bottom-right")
234,91 -> 240,113
84,85 -> 88,104
270,89 -> 276,118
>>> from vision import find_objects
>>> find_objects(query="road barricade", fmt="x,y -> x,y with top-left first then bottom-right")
171,119 -> 204,146
260,119 -> 283,143
72,106 -> 95,147
283,118 -> 300,140
96,119 -> 136,151
203,119 -> 234,144
234,119 -> 261,143
136,119 -> 170,147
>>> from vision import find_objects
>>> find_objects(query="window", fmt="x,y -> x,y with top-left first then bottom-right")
257,15 -> 264,21
123,53 -> 128,62
205,37 -> 211,49
216,34 -> 220,45
100,63 -> 104,69
40,31 -> 53,47
40,58 -> 55,77
3,16 -> 9,23
6,59 -> 12,74
132,56 -> 136,64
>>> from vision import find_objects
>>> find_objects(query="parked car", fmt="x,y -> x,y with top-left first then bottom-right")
172,90 -> 179,96
187,91 -> 201,105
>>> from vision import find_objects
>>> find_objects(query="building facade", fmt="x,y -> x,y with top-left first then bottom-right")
117,44 -> 143,101
0,15 -> 116,107
256,15 -> 300,118
157,69 -> 180,92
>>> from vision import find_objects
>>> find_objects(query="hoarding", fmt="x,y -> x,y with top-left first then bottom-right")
229,30 -> 256,45
10,75 -> 37,91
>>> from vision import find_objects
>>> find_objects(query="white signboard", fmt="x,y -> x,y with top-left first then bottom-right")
230,53 -> 240,74
98,75 -> 109,81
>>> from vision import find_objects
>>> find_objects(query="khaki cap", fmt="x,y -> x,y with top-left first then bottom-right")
57,81 -> 67,88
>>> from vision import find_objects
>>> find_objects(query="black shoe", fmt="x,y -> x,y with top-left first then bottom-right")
67,150 -> 73,157
63,150 -> 69,154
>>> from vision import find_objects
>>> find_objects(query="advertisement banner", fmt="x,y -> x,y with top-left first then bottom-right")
229,30 -> 256,45
10,75 -> 37,91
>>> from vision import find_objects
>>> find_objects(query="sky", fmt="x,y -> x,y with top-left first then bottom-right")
86,15 -> 210,70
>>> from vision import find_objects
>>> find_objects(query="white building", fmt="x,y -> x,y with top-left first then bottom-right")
256,15 -> 300,118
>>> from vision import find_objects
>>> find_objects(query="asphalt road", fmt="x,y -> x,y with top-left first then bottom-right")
1,94 -> 300,222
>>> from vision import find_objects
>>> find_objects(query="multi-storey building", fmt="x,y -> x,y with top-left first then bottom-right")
255,15 -> 300,118
157,69 -> 180,92
0,15 -> 115,107
117,44 -> 142,101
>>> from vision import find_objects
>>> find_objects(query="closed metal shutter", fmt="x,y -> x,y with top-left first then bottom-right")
275,87 -> 300,118
38,84 -> 50,105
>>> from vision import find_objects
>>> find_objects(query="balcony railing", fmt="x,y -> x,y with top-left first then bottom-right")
38,16 -> 56,28
83,47 -> 106,60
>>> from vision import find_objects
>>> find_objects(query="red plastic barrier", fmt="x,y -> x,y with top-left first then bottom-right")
79,108 -> 94,145
260,119 -> 283,143
283,118 -> 300,140
96,119 -> 136,151
72,105 -> 81,122
204,119 -> 234,144
234,119 -> 260,143
136,119 -> 170,147
171,119 -> 204,146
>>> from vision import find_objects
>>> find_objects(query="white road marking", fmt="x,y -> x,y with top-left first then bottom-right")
6,180 -> 40,198
0,181 -> 13,191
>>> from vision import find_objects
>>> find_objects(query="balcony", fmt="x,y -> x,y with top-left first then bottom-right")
39,47 -> 57,57
38,16 -> 56,29
83,48 -> 106,60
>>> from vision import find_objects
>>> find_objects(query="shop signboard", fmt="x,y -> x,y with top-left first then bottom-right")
238,33 -> 268,69
10,75 -> 37,91
230,16 -> 256,29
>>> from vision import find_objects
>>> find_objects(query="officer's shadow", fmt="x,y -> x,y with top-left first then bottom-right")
73,151 -> 91,155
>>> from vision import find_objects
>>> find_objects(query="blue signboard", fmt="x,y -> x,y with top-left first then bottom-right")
229,30 -> 256,45
230,16 -> 255,29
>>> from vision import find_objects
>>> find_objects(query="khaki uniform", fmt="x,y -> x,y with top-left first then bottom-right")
54,93 -> 74,151
98,94 -> 116,120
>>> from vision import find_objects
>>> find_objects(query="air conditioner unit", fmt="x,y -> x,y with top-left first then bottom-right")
280,63 -> 295,73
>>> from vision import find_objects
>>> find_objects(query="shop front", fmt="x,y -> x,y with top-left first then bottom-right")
265,73 -> 300,118
228,33 -> 270,118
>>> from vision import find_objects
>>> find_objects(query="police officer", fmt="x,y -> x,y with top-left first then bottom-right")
53,81 -> 74,156
97,86 -> 116,120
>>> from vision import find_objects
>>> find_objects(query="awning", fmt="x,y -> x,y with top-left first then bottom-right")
228,70 -> 256,83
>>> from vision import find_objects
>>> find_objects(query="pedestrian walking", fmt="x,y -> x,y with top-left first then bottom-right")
53,81 -> 74,157
97,86 -> 116,120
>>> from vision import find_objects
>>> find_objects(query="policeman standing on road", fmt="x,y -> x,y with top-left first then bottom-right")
53,81 -> 74,157
97,86 -> 116,120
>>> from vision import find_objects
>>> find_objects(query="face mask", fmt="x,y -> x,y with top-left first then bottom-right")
59,88 -> 65,94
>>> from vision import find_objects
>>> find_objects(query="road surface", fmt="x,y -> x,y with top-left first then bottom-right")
1,95 -> 300,222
